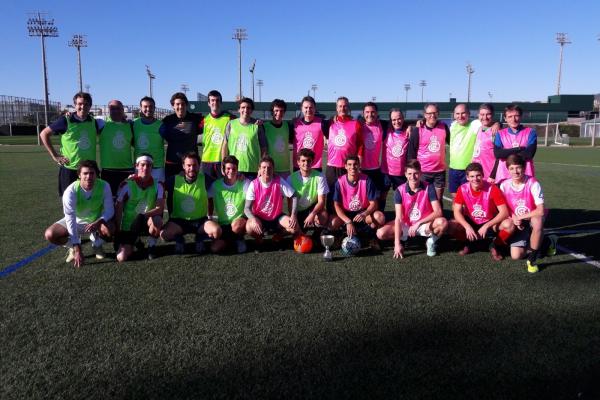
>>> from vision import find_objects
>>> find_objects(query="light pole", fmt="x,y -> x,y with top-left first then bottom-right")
311,84 -> 318,100
85,84 -> 91,93
27,12 -> 58,126
555,32 -> 571,96
488,91 -> 493,101
181,84 -> 189,96
404,84 -> 411,103
466,63 -> 475,103
257,79 -> 264,102
232,28 -> 247,100
419,80 -> 427,102
68,34 -> 87,93
145,65 -> 155,98
249,59 -> 256,100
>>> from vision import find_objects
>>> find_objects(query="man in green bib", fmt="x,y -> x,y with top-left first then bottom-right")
200,90 -> 235,183
99,100 -> 134,197
286,149 -> 329,234
221,97 -> 267,180
40,92 -> 100,196
160,152 -> 219,254
114,154 -> 165,261
44,160 -> 115,268
264,99 -> 293,178
206,155 -> 250,253
133,96 -> 165,183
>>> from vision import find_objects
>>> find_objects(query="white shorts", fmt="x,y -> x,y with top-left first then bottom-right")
401,222 -> 432,241
151,167 -> 166,183
55,217 -> 101,244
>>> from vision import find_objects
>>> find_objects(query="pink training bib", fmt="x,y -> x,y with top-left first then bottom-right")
328,119 -> 359,168
471,127 -> 496,179
381,129 -> 408,176
417,122 -> 446,173
398,182 -> 434,224
494,127 -> 535,182
293,117 -> 324,168
337,174 -> 369,212
500,175 -> 538,217
252,176 -> 283,221
360,121 -> 383,170
459,181 -> 493,225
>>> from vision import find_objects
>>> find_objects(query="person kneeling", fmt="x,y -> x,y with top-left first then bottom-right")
245,156 -> 300,248
377,159 -> 447,258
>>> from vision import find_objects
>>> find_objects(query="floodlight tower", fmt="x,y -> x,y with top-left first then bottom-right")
181,84 -> 189,95
488,91 -> 493,101
419,80 -> 427,102
311,84 -> 318,99
68,34 -> 87,92
249,59 -> 256,100
85,84 -> 91,93
232,28 -> 247,100
555,32 -> 571,96
257,79 -> 264,102
404,83 -> 411,102
466,63 -> 475,103
145,65 -> 155,98
27,12 -> 59,126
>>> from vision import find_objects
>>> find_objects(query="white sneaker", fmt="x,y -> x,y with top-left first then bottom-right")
92,245 -> 105,260
236,239 -> 247,254
426,235 -> 438,257
65,248 -> 75,263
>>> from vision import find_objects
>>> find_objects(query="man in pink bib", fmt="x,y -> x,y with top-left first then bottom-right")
292,96 -> 329,171
377,159 -> 448,258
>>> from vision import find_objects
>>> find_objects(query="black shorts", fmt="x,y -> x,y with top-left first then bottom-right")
362,169 -> 386,193
117,214 -> 153,244
466,219 -> 497,240
201,162 -> 222,185
165,162 -> 183,178
448,168 -> 467,194
384,174 -> 407,191
421,171 -> 446,189
257,214 -> 285,233
325,166 -> 346,189
168,217 -> 208,235
59,166 -> 79,197
101,168 -> 134,198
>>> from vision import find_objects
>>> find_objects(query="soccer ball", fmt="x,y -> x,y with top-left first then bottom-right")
341,236 -> 361,256
293,234 -> 313,253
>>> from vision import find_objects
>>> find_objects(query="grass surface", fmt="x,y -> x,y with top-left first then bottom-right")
1,146 -> 600,399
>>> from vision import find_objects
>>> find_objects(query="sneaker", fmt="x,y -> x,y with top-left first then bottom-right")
195,241 -> 205,254
236,239 -> 247,254
92,245 -> 105,260
426,236 -> 437,257
527,260 -> 539,274
458,244 -> 470,256
175,242 -> 185,254
65,247 -> 75,263
547,235 -> 558,257
147,246 -> 156,260
489,245 -> 503,261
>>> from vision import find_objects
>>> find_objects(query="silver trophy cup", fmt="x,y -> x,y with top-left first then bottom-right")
320,234 -> 335,261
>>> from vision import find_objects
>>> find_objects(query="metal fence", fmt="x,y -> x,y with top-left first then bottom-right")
0,95 -> 62,125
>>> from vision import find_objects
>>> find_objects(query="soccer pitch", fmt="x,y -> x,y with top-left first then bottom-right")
1,145 -> 599,399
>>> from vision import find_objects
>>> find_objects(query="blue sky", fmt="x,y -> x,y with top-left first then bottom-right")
2,0 -> 600,109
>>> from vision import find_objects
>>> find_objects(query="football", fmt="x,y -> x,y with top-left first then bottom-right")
293,234 -> 313,253
341,236 -> 361,256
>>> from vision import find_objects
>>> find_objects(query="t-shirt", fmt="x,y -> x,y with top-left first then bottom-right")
246,177 -> 296,200
159,112 -> 203,163
332,175 -> 378,203
393,181 -> 437,204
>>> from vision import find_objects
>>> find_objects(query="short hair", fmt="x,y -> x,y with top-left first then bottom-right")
297,148 -> 315,161
344,154 -> 360,164
73,92 -> 92,106
170,92 -> 189,106
222,155 -> 239,166
506,154 -> 526,168
270,99 -> 287,113
454,103 -> 469,113
301,96 -> 316,107
207,90 -> 223,103
139,96 -> 155,106
78,159 -> 99,175
363,102 -> 378,111
424,103 -> 439,113
259,155 -> 275,167
181,151 -> 200,164
405,159 -> 421,171
336,96 -> 350,104
389,108 -> 404,119
466,162 -> 484,174
479,103 -> 495,114
504,104 -> 523,116
239,97 -> 255,111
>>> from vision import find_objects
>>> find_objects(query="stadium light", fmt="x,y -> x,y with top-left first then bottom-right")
466,63 -> 475,103
232,28 -> 247,100
181,83 -> 189,95
27,12 -> 58,126
145,65 -> 155,98
249,60 -> 256,101
257,79 -> 264,103
311,84 -> 318,100
555,33 -> 571,96
404,84 -> 411,103
68,34 -> 87,93
419,80 -> 427,102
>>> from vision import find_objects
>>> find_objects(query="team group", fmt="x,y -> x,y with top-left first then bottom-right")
40,90 -> 556,272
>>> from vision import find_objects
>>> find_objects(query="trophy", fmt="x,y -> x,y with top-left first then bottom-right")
320,234 -> 335,261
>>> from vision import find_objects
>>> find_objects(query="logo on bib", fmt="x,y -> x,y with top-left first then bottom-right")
78,207 -> 92,218
514,199 -> 530,216
78,133 -> 91,150
181,196 -> 196,213
275,136 -> 286,153
472,141 -> 481,157
225,201 -> 237,217
391,143 -> 404,158
236,135 -> 248,151
302,133 -> 315,149
113,131 -> 126,149
364,132 -> 375,150
138,133 -> 149,149
260,195 -> 274,215
211,128 -> 223,145
348,195 -> 362,211
427,136 -> 440,153
471,204 -> 486,219
334,131 -> 347,147
512,141 -> 520,148
299,196 -> 311,209
409,206 -> 421,222
135,201 -> 148,214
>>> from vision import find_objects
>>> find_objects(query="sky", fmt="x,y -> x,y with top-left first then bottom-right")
1,0 -> 600,109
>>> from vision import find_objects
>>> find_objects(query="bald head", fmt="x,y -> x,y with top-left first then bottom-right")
453,103 -> 470,126
108,100 -> 126,122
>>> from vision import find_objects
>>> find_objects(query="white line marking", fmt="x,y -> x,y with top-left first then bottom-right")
556,245 -> 600,269
544,229 -> 600,235
536,162 -> 600,168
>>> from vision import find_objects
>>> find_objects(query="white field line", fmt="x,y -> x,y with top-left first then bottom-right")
536,161 -> 600,168
442,196 -> 600,268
